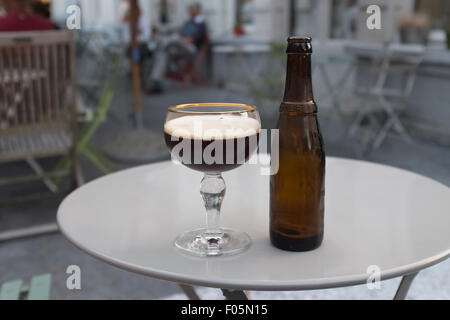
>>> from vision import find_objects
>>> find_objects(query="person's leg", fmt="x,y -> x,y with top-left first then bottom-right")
148,38 -> 198,92
147,36 -> 177,93
169,42 -> 197,87
148,36 -> 191,92
180,44 -> 206,87
148,47 -> 168,93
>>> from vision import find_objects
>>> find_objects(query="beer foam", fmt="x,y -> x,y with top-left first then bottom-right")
164,115 -> 261,140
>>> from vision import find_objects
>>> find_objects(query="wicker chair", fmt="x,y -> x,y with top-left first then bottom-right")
0,31 -> 81,239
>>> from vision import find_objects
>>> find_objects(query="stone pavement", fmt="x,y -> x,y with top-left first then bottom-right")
0,79 -> 449,299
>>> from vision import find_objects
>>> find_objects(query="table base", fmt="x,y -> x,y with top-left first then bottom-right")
178,271 -> 420,300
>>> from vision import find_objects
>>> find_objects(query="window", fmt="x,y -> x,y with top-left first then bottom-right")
330,0 -> 358,40
289,0 -> 318,38
235,0 -> 255,34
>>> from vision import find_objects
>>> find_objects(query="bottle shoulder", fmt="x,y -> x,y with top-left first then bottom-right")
280,101 -> 317,114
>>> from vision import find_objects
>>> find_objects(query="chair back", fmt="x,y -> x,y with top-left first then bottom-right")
0,30 -> 77,136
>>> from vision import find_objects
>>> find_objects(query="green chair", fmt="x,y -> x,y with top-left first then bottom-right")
0,274 -> 51,300
54,56 -> 120,183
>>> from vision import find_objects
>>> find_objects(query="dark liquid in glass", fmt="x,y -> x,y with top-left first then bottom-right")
165,134 -> 259,172
164,116 -> 260,173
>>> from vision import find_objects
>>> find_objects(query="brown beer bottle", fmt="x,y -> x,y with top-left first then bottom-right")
270,37 -> 325,251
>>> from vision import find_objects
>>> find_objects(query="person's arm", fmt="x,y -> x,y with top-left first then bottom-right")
179,22 -> 192,42
180,22 -> 206,47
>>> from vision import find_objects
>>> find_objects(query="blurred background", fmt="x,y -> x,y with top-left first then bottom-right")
0,0 -> 449,299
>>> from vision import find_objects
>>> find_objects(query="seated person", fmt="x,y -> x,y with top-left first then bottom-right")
149,3 -> 207,93
0,0 -> 55,31
179,4 -> 207,51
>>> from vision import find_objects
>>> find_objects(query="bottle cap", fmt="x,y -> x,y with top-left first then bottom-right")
287,37 -> 312,54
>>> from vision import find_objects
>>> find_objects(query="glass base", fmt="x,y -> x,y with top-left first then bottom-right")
174,228 -> 251,257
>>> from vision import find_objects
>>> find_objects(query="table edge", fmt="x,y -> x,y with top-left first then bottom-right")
57,156 -> 450,291
56,218 -> 450,291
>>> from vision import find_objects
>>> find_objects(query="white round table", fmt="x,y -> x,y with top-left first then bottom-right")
57,157 -> 450,299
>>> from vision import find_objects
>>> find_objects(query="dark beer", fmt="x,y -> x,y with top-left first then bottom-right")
164,115 -> 260,173
270,37 -> 326,251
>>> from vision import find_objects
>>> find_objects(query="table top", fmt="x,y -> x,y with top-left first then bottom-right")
57,157 -> 450,291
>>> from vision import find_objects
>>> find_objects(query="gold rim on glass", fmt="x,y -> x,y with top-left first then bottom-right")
168,103 -> 256,115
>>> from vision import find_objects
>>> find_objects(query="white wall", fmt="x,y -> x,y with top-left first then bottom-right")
164,0 -> 235,37
51,0 -> 120,29
50,0 -> 336,42
50,0 -> 67,22
356,0 -> 415,43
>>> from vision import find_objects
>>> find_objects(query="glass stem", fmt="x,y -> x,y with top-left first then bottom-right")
200,173 -> 225,242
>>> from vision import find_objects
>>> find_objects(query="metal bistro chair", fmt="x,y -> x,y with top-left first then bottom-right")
53,55 -> 119,179
0,31 -> 81,239
0,274 -> 51,300
312,54 -> 357,124
347,43 -> 424,152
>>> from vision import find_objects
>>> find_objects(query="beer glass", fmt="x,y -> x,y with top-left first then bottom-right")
164,103 -> 261,256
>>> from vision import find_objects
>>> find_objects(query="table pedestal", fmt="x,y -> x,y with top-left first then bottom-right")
179,271 -> 420,300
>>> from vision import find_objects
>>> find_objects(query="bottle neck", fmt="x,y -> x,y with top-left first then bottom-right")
281,53 -> 316,113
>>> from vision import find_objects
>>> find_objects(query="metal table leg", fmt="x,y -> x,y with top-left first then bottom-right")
179,284 -> 248,300
221,289 -> 249,300
180,271 -> 419,300
179,284 -> 200,300
394,272 -> 419,300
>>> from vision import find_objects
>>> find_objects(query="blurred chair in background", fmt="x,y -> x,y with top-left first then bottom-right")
54,56 -> 120,178
346,43 -> 424,153
0,273 -> 51,300
0,30 -> 81,239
